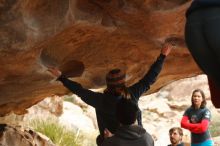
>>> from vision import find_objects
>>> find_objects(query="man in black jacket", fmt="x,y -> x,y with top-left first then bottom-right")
101,98 -> 154,146
48,42 -> 173,145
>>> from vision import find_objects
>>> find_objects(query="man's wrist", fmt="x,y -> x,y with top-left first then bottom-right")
159,53 -> 166,58
56,74 -> 66,81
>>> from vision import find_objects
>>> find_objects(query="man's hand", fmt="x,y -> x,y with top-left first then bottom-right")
47,67 -> 62,77
104,128 -> 114,138
161,42 -> 174,56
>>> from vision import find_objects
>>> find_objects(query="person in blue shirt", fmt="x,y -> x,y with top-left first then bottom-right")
185,0 -> 220,108
48,42 -> 173,145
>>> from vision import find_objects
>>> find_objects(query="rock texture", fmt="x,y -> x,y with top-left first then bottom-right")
0,124 -> 55,146
0,0 -> 202,116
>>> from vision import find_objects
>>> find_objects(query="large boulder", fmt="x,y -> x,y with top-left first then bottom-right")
0,0 -> 202,116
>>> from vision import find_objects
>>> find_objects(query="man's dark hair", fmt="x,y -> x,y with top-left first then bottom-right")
116,98 -> 138,125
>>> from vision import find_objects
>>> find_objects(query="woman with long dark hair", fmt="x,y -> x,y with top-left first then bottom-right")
181,89 -> 213,146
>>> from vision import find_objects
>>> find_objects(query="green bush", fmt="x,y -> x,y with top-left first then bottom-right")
30,119 -> 81,146
63,95 -> 74,103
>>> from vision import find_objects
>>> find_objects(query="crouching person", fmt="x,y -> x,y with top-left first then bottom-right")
101,98 -> 154,146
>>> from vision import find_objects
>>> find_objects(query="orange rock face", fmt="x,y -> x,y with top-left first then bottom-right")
0,0 -> 201,116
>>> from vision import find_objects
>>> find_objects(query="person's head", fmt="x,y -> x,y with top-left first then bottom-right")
105,68 -> 128,97
116,98 -> 138,125
191,89 -> 206,109
169,127 -> 183,146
